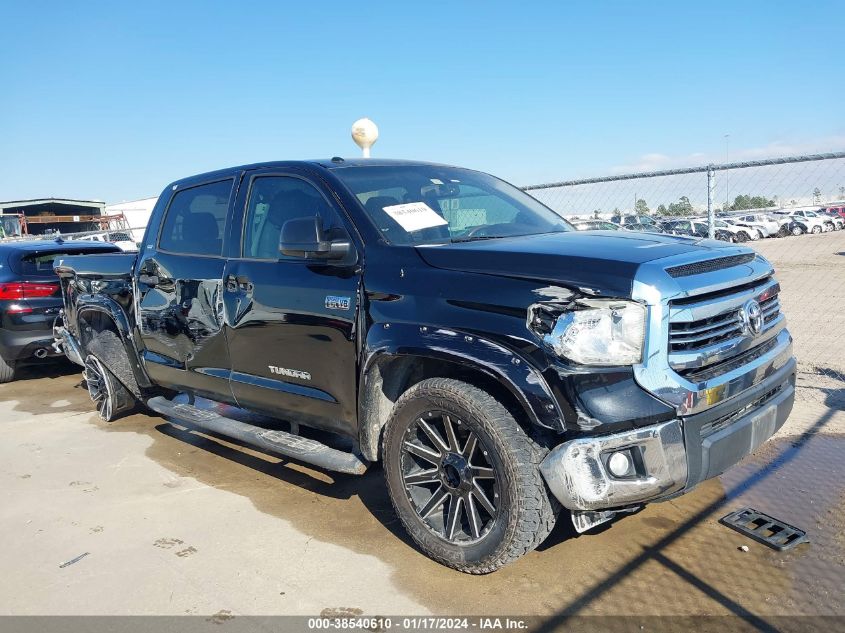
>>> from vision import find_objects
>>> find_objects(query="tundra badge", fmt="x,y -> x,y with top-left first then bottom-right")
268,366 -> 312,381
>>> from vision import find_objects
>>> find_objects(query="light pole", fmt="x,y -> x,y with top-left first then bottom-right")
724,134 -> 730,210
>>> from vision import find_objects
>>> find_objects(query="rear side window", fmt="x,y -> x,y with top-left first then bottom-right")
16,248 -> 120,276
159,179 -> 233,256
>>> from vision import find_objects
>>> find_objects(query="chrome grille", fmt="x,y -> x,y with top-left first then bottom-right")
667,276 -> 785,374
670,293 -> 781,352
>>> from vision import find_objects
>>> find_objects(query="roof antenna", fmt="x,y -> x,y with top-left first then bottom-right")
351,118 -> 379,158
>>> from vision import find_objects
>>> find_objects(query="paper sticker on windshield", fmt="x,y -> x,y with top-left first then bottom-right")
383,202 -> 448,233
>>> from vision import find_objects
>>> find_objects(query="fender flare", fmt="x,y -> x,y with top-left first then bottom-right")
358,323 -> 563,460
76,294 -> 152,390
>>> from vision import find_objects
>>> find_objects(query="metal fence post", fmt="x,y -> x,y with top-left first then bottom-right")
707,164 -> 715,238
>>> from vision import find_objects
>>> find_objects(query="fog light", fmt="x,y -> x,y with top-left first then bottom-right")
607,451 -> 633,478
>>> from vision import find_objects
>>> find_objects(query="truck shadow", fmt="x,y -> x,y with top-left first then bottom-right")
147,419 -> 418,548
11,358 -> 79,382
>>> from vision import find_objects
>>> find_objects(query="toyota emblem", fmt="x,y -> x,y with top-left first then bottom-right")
740,299 -> 764,336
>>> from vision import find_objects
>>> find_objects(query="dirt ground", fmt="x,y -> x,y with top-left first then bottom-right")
1,231 -> 843,623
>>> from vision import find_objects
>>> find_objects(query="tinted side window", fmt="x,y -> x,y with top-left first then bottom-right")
159,179 -> 233,256
17,248 -> 120,276
243,176 -> 344,260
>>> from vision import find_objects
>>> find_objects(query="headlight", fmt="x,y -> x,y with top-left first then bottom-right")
542,299 -> 646,366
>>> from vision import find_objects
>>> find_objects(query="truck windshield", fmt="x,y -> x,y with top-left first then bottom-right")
333,165 -> 571,245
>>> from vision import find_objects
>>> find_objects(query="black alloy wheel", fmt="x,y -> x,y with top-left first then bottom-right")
383,378 -> 559,573
83,353 -> 134,422
84,354 -> 115,421
400,410 -> 499,543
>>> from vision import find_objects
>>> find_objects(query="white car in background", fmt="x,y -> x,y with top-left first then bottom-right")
819,209 -> 845,230
719,218 -> 763,241
672,218 -> 759,243
780,210 -> 834,233
74,231 -> 139,252
733,213 -> 782,237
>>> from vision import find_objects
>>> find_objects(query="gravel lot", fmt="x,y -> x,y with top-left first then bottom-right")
1,230 -> 843,621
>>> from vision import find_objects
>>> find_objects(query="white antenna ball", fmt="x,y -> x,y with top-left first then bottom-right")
351,118 -> 379,156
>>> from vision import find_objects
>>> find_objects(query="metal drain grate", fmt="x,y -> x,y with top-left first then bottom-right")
719,508 -> 808,551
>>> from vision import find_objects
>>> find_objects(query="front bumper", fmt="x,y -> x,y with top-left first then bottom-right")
540,360 -> 795,511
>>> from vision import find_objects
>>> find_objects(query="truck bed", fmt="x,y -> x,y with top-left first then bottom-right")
54,252 -> 137,279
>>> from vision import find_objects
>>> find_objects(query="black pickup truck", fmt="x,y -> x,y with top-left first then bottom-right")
54,159 -> 796,573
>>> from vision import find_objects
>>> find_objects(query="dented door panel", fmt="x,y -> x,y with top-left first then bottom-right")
136,253 -> 234,400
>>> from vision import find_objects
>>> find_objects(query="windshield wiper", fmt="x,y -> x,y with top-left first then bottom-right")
450,235 -> 507,243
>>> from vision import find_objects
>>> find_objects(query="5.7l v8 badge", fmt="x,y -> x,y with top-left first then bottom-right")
325,295 -> 351,311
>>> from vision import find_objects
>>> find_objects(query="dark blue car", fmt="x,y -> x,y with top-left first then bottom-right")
0,239 -> 120,382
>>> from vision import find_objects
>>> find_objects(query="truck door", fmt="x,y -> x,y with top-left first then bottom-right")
222,172 -> 361,438
135,177 -> 237,401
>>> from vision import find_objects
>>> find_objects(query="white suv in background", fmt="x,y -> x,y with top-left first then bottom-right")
790,211 -> 835,233
734,213 -> 782,237
788,210 -> 835,232
716,219 -> 762,241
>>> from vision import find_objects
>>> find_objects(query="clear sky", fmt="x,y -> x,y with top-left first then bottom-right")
1,0 -> 843,203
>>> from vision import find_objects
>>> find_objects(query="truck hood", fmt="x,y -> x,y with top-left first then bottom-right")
415,230 -> 734,297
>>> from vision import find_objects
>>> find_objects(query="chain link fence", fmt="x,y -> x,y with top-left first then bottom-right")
523,152 -> 845,409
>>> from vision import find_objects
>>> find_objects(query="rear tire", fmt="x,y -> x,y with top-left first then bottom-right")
811,225 -> 822,235
86,330 -> 140,397
83,330 -> 137,421
0,356 -> 15,384
383,378 -> 559,574
791,225 -> 804,236
735,231 -> 750,243
83,354 -> 134,422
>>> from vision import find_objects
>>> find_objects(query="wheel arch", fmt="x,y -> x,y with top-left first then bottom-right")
76,296 -> 151,392
358,324 -> 563,462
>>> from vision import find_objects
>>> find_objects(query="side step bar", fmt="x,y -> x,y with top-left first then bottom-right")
146,396 -> 369,475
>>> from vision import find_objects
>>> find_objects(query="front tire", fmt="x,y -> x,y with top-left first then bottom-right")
0,356 -> 15,384
383,378 -> 558,574
735,231 -> 750,243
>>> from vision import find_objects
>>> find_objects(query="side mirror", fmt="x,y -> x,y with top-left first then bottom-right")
279,216 -> 351,261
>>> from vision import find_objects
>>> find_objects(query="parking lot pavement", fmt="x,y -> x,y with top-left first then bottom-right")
1,231 -> 844,619
751,230 -> 845,391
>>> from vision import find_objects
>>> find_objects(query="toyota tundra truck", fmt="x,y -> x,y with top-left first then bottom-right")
53,159 -> 795,573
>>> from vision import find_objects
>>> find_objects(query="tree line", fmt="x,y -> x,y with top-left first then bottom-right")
633,194 -> 777,217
